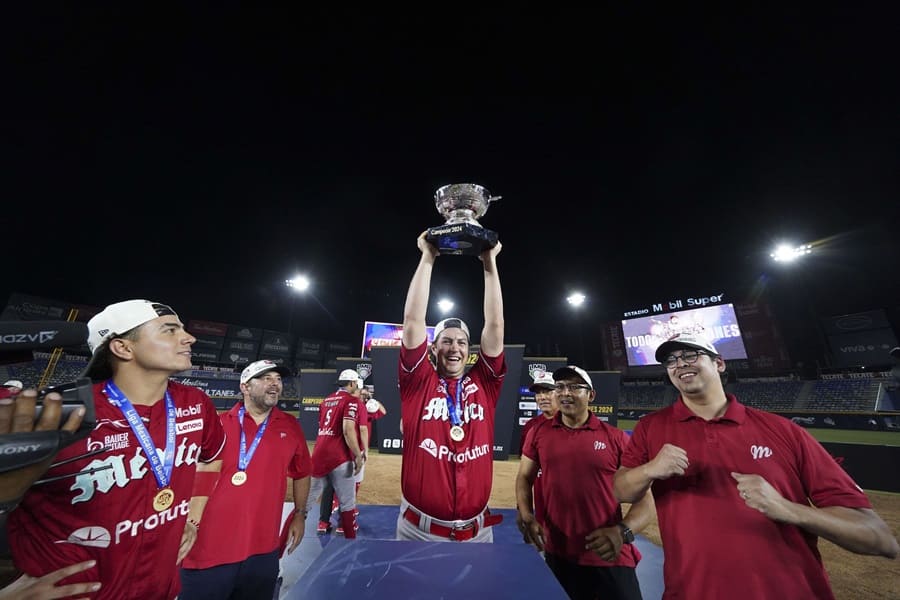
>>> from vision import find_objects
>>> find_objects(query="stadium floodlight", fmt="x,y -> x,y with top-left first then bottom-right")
566,292 -> 586,308
770,243 -> 813,263
285,274 -> 311,292
437,298 -> 455,314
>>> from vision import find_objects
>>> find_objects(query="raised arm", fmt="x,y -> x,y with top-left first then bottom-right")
401,232 -> 439,349
731,472 -> 899,558
479,241 -> 504,357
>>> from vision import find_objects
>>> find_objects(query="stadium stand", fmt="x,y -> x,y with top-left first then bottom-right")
805,379 -> 880,412
728,380 -> 806,411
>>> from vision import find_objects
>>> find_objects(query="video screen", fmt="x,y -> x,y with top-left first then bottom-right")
361,321 -> 436,358
621,304 -> 748,367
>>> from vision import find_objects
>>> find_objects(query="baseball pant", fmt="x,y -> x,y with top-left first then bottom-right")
179,548 -> 280,600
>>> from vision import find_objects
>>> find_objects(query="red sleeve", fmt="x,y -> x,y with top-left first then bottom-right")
399,340 -> 430,374
519,418 -> 535,456
521,420 -> 541,466
795,426 -> 871,509
358,402 -> 370,427
620,419 -> 649,469
199,393 -> 226,462
343,396 -> 360,424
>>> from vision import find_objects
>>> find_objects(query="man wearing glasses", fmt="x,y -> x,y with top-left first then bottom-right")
517,366 -> 654,600
614,333 -> 899,599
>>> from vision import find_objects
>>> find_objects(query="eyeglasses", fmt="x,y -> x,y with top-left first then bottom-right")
554,383 -> 591,394
662,349 -> 709,368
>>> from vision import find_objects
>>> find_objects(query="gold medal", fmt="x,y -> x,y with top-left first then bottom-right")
153,488 -> 175,512
449,425 -> 465,442
231,471 -> 248,486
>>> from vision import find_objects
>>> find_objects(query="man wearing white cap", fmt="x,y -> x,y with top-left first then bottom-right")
396,231 -> 506,542
180,360 -> 311,600
5,299 -> 227,600
305,369 -> 365,539
615,333 -> 899,599
517,365 -> 654,599
515,370 -> 558,530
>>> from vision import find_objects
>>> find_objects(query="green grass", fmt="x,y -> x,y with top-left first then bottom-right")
617,419 -> 900,446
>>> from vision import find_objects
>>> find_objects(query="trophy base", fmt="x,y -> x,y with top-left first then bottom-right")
426,223 -> 499,256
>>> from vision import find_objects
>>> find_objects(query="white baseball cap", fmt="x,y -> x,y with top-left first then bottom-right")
552,365 -> 593,390
2,380 -> 23,389
241,359 -> 292,384
82,299 -> 179,380
529,371 -> 555,392
654,333 -> 719,363
336,368 -> 361,386
433,318 -> 470,342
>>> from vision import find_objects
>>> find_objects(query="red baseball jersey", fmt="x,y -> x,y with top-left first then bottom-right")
621,395 -> 872,599
398,341 -> 506,520
182,403 -> 311,569
519,414 -> 553,524
310,389 -> 360,477
8,381 -> 226,600
524,412 -> 641,567
356,398 -> 369,450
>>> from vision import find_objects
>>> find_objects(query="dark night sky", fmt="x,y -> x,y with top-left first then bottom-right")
3,5 -> 899,369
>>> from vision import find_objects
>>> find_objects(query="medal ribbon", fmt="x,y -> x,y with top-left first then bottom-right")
104,380 -> 175,490
440,377 -> 463,427
237,405 -> 269,472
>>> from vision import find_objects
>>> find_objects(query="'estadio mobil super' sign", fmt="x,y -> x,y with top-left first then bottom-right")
623,293 -> 725,318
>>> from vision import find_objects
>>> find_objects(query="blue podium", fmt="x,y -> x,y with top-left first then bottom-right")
284,538 -> 569,599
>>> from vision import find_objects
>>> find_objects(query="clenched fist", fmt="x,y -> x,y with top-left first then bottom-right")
647,443 -> 689,480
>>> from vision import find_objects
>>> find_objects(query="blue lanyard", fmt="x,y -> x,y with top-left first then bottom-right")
237,406 -> 269,471
104,380 -> 175,490
439,378 -> 463,426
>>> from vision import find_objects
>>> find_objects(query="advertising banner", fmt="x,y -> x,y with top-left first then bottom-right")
297,369 -> 337,441
186,319 -> 229,337
260,330 -> 293,357
734,302 -> 792,371
297,338 -> 325,359
509,357 -> 567,455
192,335 -> 225,352
224,339 -> 259,355
828,328 -> 899,368
226,325 -> 263,342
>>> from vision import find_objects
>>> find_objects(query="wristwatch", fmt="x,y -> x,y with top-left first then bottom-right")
618,522 -> 635,544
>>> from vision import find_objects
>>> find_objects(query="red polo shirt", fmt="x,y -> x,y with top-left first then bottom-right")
621,395 -> 872,599
182,403 -> 311,569
399,341 -> 506,520
524,412 -> 641,567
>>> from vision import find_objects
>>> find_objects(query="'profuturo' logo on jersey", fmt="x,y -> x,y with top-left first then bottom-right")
55,499 -> 190,548
750,445 -> 773,460
418,438 -> 490,463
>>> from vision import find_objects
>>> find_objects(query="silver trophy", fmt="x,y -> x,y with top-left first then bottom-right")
425,183 -> 501,256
